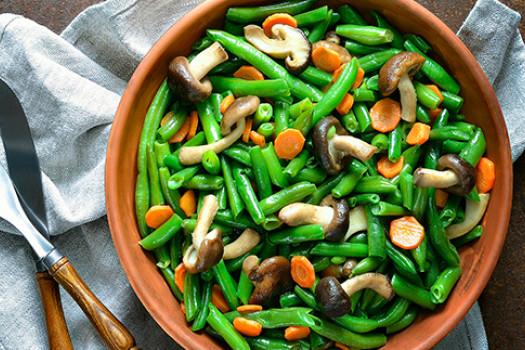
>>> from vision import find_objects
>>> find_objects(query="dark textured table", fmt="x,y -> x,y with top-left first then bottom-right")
1,0 -> 524,349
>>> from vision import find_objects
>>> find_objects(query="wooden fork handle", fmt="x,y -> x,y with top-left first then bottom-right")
36,271 -> 74,350
49,257 -> 139,350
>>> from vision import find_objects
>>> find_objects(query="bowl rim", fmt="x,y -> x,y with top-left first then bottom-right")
106,0 -> 513,349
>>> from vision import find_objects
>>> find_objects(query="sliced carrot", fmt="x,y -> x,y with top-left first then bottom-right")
332,64 -> 346,83
174,263 -> 187,294
249,130 -> 266,148
335,343 -> 351,350
237,304 -> 263,313
435,189 -> 449,208
425,84 -> 444,105
370,98 -> 402,133
377,155 -> 404,179
290,256 -> 316,288
169,116 -> 190,143
243,118 -> 253,143
390,216 -> 425,250
262,13 -> 298,37
186,110 -> 199,140
145,205 -> 174,229
220,94 -> 235,114
179,189 -> 197,217
274,128 -> 305,160
233,317 -> 263,337
233,65 -> 265,81
211,284 -> 230,313
429,107 -> 443,120
351,67 -> 366,89
406,122 -> 431,145
312,45 -> 342,73
475,157 -> 496,194
284,326 -> 311,341
336,93 -> 354,115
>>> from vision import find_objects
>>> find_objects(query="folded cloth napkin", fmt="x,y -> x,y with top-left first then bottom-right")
0,0 -> 522,349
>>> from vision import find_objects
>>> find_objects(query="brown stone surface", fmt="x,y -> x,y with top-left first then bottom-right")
1,0 -> 524,349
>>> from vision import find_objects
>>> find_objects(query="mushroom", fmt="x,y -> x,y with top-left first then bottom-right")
323,31 -> 341,45
179,95 -> 259,165
278,194 -> 350,242
242,255 -> 294,305
343,206 -> 368,241
315,273 -> 393,318
322,259 -> 358,279
313,116 -> 377,175
446,193 -> 490,239
168,42 -> 228,103
312,40 -> 351,64
183,194 -> 223,273
244,24 -> 311,74
223,228 -> 261,260
413,154 -> 476,196
378,51 -> 426,122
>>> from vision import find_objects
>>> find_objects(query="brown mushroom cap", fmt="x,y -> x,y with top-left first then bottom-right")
168,56 -> 212,104
319,194 -> 350,242
312,40 -> 351,64
378,51 -> 426,96
323,31 -> 341,45
183,228 -> 224,274
313,116 -> 352,175
221,95 -> 260,135
437,154 -> 476,196
246,256 -> 294,306
315,276 -> 352,318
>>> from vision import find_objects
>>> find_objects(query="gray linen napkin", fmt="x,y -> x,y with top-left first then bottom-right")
0,0 -> 522,349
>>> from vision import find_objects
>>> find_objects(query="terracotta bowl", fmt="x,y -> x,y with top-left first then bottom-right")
106,0 -> 513,349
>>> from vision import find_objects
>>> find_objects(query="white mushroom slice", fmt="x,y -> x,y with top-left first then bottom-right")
343,206 -> 368,241
413,168 -> 460,188
179,118 -> 245,165
223,228 -> 261,260
340,273 -> 394,300
330,134 -> 378,162
278,202 -> 334,228
189,42 -> 229,80
446,193 -> 490,239
398,73 -> 418,122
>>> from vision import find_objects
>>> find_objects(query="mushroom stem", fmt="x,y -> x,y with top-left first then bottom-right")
343,206 -> 368,241
223,228 -> 261,260
413,168 -> 460,188
340,273 -> 393,300
446,193 -> 490,239
221,95 -> 260,136
179,118 -> 246,165
278,203 -> 334,229
188,42 -> 228,80
398,73 -> 417,122
192,195 -> 218,248
330,134 -> 377,162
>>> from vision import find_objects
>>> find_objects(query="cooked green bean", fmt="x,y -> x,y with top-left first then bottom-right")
226,0 -> 317,23
310,242 -> 368,257
293,6 -> 328,26
431,266 -> 462,304
223,147 -> 252,167
308,9 -> 333,43
221,155 -> 245,219
139,213 -> 182,250
207,303 -> 249,350
268,224 -> 325,244
336,24 -> 394,45
259,181 -> 317,215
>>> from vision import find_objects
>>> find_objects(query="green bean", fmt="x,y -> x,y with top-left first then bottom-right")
386,305 -> 419,334
268,224 -> 324,245
388,123 -> 403,162
443,140 -> 467,154
352,88 -> 376,102
290,98 -> 313,120
345,40 -> 389,55
249,146 -> 274,199
158,167 -> 186,218
308,9 -> 333,43
210,55 -> 246,76
163,132 -> 206,172
221,155 -> 245,219
353,102 -> 373,133
306,171 -> 347,205
414,81 -> 442,110
225,244 -> 263,272
293,286 -> 319,310
237,271 -> 254,305
431,266 -> 462,303
292,107 -> 314,137
451,225 -> 483,247
247,337 -> 302,350
146,143 -> 164,206
411,235 -> 428,273
209,93 -> 223,122
366,206 -> 386,259
371,201 -> 410,216
257,122 -> 275,139
222,147 -> 252,167
159,266 -> 184,301
156,106 -> 188,143
341,110 -> 360,133
416,104 -> 432,123
299,66 -> 333,87
429,126 -> 471,142
274,101 -> 290,136
391,273 -> 435,310
441,91 -> 464,114
183,174 -> 223,191
370,11 -> 404,49
259,181 -> 317,215
440,194 -> 461,227
371,133 -> 388,153
459,127 -> 486,166
311,316 -> 387,349
182,219 -> 232,236
403,33 -> 431,52
223,20 -> 244,35
399,172 -> 414,211
233,166 -> 266,225
168,165 -> 200,190
310,242 -> 368,257
385,239 -> 418,276
261,143 -> 289,188
207,303 -> 249,350
289,167 -> 327,184
154,141 -> 171,167
139,213 -> 183,250
279,292 -> 303,308
351,257 -> 384,277
332,160 -> 368,198
357,48 -> 402,73
313,57 -> 359,125
192,280 -> 213,331
284,149 -> 310,178
347,193 -> 381,206
253,103 -> 273,128
210,76 -> 290,99
195,100 -> 221,144
227,308 -> 315,328
211,260 -> 239,309
225,0 -> 317,23
355,176 -> 398,194
293,6 -> 328,26
336,24 -> 394,45
169,229 -> 183,270
184,272 -> 201,322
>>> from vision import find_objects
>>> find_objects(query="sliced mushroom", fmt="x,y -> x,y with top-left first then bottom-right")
183,195 -> 223,273
446,193 -> 490,239
168,42 -> 228,103
313,116 -> 377,175
223,228 -> 261,260
378,51 -> 426,122
312,40 -> 351,64
343,206 -> 368,241
244,24 -> 311,74
278,194 -> 350,242
413,154 -> 476,196
323,31 -> 341,45
179,117 -> 246,165
315,273 -> 393,318
221,95 -> 260,136
242,255 -> 294,306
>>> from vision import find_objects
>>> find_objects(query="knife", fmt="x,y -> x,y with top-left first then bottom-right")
0,79 -> 139,350
0,78 -> 73,350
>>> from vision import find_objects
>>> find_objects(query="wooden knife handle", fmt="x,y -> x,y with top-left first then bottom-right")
36,271 -> 74,350
49,257 -> 139,350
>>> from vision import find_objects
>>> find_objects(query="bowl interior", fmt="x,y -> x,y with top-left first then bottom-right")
105,0 -> 513,349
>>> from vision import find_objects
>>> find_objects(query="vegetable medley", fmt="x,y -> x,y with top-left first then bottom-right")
135,0 -> 496,349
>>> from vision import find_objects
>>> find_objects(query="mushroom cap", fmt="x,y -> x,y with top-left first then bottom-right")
312,40 -> 351,64
221,95 -> 260,136
183,228 -> 224,274
315,276 -> 352,318
437,154 -> 476,196
247,256 -> 294,306
378,51 -> 426,96
167,56 -> 212,103
323,31 -> 341,45
313,116 -> 352,175
319,194 -> 350,242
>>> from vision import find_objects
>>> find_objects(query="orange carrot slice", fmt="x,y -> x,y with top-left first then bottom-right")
179,189 -> 196,217
243,118 -> 253,143
169,116 -> 190,143
370,98 -> 402,133
475,157 -> 495,194
291,256 -> 316,288
233,317 -> 263,337
336,93 -> 354,115
435,189 -> 449,208
351,67 -> 366,89
174,263 -> 187,294
390,216 -> 425,250
377,155 -> 404,179
312,45 -> 342,73
425,84 -> 444,105
284,326 -> 311,341
211,284 -> 230,313
406,122 -> 431,145
145,205 -> 174,229
249,130 -> 266,148
186,110 -> 199,140
274,128 -> 305,160
236,305 -> 263,313
262,13 -> 298,37
220,95 -> 235,114
233,65 -> 265,81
